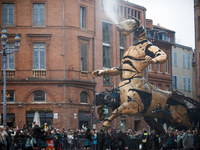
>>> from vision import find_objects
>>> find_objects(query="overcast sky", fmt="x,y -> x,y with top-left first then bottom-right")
128,0 -> 195,49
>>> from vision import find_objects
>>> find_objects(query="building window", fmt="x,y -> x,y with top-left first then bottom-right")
120,32 -> 125,48
33,3 -> 45,26
80,6 -> 86,29
80,91 -> 88,103
81,44 -> 87,71
33,43 -> 46,69
182,53 -> 186,68
166,85 -> 169,91
2,4 -> 14,27
103,23 -> 110,44
124,7 -> 126,18
131,9 -> 134,16
135,10 -> 137,18
165,58 -> 168,73
182,76 -> 186,91
6,43 -> 15,69
33,90 -> 46,102
138,11 -> 140,20
102,22 -> 111,68
157,64 -> 160,72
158,84 -> 161,89
173,51 -> 177,66
1,90 -> 15,102
187,54 -> 191,69
103,46 -> 111,68
173,75 -> 178,90
188,77 -> 191,92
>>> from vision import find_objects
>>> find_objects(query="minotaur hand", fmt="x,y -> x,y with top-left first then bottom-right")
145,55 -> 158,64
92,70 -> 105,78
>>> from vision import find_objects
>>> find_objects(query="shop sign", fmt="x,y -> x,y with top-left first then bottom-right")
26,107 -> 53,112
54,113 -> 58,119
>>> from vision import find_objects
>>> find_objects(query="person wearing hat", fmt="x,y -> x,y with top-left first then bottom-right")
0,125 -> 8,150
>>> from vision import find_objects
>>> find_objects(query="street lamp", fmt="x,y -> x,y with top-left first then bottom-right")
0,28 -> 20,126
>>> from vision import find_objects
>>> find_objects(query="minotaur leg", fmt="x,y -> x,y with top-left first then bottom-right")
103,95 -> 144,128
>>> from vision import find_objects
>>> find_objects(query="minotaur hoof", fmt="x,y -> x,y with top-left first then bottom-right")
103,120 -> 110,128
102,125 -> 109,131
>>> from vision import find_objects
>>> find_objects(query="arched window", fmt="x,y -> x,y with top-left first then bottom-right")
80,91 -> 88,103
33,90 -> 46,102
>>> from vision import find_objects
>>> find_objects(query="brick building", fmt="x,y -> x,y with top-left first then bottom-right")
0,0 -> 96,129
194,0 -> 200,101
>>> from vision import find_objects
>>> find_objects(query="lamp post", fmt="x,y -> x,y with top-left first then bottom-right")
1,28 -> 20,126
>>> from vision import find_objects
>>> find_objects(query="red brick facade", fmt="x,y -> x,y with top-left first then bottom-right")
0,0 -> 96,130
195,0 -> 200,101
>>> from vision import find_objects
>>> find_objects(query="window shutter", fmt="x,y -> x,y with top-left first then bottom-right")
174,52 -> 177,66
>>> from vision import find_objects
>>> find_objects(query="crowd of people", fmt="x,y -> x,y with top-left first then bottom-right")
0,122 -> 200,150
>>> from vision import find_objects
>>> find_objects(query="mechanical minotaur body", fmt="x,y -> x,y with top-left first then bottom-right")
93,17 -> 193,131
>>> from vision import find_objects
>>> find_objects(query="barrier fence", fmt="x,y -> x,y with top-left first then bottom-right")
12,138 -> 87,150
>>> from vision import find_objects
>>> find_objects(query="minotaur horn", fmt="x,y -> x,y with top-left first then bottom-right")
128,15 -> 141,28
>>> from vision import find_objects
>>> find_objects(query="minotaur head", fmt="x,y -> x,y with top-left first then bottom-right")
116,16 -> 146,40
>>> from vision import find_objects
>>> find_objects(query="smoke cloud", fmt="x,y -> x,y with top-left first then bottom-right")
103,0 -> 119,24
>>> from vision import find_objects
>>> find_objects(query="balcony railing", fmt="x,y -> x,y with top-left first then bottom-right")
33,70 -> 46,78
1,70 -> 15,77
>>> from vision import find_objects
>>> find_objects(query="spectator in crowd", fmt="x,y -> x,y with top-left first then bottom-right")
177,131 -> 183,150
141,129 -> 149,150
83,128 -> 92,150
92,130 -> 97,150
5,126 -> 12,150
152,130 -> 159,150
32,122 -> 45,150
187,130 -> 194,149
67,131 -> 74,150
53,129 -> 62,150
0,125 -> 8,150
182,130 -> 189,149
